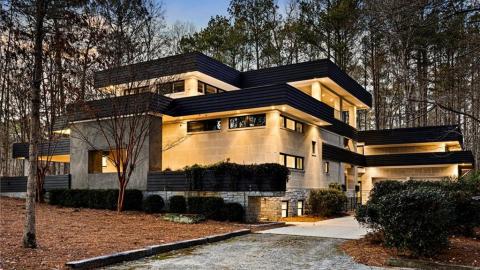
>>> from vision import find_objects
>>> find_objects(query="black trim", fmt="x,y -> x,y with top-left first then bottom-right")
358,125 -> 463,146
12,139 -> 70,159
241,59 -> 372,107
94,52 -> 241,88
365,151 -> 474,167
322,143 -> 474,167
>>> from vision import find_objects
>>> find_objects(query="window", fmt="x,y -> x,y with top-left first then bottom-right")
280,115 -> 303,133
281,201 -> 289,218
324,161 -> 330,174
297,200 -> 304,216
198,81 -> 225,94
312,141 -> 317,155
172,81 -> 185,93
187,119 -> 221,132
156,80 -> 185,94
279,153 -> 304,170
123,86 -> 149,96
229,114 -> 266,129
88,149 -> 124,173
342,111 -> 349,123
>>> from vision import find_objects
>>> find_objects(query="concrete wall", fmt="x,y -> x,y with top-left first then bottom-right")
364,144 -> 445,155
70,116 -> 160,190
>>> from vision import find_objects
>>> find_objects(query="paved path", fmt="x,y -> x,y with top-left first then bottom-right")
258,216 -> 368,239
103,234 -> 384,270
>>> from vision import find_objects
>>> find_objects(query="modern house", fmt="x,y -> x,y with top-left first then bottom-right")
7,52 -> 474,221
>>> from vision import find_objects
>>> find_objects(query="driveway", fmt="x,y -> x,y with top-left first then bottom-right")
103,234 -> 384,270
258,216 -> 368,239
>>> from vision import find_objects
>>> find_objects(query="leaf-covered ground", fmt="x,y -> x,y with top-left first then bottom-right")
0,196 -> 246,270
341,231 -> 480,267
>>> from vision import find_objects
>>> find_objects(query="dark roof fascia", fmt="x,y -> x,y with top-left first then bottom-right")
166,84 -> 335,124
66,92 -> 173,122
240,59 -> 372,107
94,52 -> 241,88
358,125 -> 463,146
12,139 -> 70,159
322,143 -> 366,166
322,119 -> 358,140
365,151 -> 474,167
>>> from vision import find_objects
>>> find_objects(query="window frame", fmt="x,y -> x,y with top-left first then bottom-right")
324,161 -> 330,174
279,153 -> 304,170
280,115 -> 304,133
228,114 -> 266,129
281,201 -> 289,218
187,118 -> 222,133
198,81 -> 225,95
297,200 -> 304,216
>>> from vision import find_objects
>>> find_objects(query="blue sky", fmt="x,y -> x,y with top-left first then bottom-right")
161,0 -> 288,29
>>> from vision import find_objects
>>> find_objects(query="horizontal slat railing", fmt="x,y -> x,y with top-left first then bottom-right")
147,171 -> 286,192
0,174 -> 71,193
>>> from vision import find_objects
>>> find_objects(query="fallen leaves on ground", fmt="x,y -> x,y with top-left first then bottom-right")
0,196 -> 246,270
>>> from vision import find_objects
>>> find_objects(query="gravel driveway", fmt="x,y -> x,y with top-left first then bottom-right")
104,233 -> 385,270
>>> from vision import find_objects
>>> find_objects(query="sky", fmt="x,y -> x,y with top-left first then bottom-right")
161,0 -> 289,29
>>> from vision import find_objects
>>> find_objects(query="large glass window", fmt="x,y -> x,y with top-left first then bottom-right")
198,81 -> 225,94
187,119 -> 222,132
88,150 -> 124,173
279,153 -> 304,170
280,115 -> 303,133
229,114 -> 266,129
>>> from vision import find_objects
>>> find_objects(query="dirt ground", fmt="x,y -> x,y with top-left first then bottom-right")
0,196 -> 247,270
341,231 -> 480,267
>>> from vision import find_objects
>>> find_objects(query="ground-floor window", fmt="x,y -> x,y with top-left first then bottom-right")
279,153 -> 304,170
297,200 -> 304,216
281,201 -> 289,217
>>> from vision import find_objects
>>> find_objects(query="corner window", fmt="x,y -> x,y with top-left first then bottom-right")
312,141 -> 317,155
187,119 -> 221,132
172,81 -> 185,93
281,201 -> 289,218
279,153 -> 304,170
280,115 -> 303,133
156,80 -> 185,94
297,200 -> 304,216
229,114 -> 266,129
324,161 -> 330,174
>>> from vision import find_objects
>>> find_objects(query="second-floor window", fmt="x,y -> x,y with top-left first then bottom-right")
280,115 -> 303,133
123,86 -> 150,96
229,114 -> 266,129
187,119 -> 221,132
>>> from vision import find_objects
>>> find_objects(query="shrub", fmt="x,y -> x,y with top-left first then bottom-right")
47,189 -> 143,211
377,187 -> 453,256
221,202 -> 244,222
169,195 -> 186,213
143,195 -> 165,213
202,197 -> 224,219
308,189 -> 347,216
187,196 -> 207,214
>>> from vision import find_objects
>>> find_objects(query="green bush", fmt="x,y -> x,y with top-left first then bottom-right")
202,197 -> 225,219
376,187 -> 453,256
308,189 -> 347,216
187,196 -> 207,214
143,195 -> 165,213
221,202 -> 244,222
169,195 -> 186,213
47,189 -> 143,211
357,178 -> 480,256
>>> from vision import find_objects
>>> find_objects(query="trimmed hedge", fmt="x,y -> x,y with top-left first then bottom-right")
307,189 -> 347,216
187,196 -> 224,219
169,195 -> 186,213
48,189 -> 143,211
222,202 -> 244,222
143,195 -> 165,213
356,178 -> 480,256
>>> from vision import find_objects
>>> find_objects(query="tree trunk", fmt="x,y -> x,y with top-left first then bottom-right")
23,0 -> 47,249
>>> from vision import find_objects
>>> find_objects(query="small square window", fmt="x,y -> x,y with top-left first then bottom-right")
281,201 -> 289,218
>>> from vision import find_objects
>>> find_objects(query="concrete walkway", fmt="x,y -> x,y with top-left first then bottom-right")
258,216 -> 368,239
